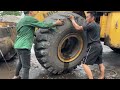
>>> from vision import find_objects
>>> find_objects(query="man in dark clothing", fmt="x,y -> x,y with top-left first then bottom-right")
69,12 -> 105,79
12,11 -> 63,79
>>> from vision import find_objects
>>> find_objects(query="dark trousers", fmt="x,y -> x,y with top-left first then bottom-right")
15,49 -> 30,79
82,42 -> 103,65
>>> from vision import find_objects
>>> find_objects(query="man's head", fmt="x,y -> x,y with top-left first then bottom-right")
86,11 -> 96,23
23,11 -> 38,17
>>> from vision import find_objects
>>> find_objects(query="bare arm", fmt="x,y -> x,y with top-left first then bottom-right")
71,19 -> 83,31
69,15 -> 83,31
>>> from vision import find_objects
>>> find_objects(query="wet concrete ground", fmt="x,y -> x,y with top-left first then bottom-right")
0,42 -> 120,79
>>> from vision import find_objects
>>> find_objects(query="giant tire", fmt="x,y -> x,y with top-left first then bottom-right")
34,12 -> 87,74
0,27 -> 16,61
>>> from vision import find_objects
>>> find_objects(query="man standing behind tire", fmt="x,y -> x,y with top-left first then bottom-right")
12,11 -> 63,79
69,11 -> 105,79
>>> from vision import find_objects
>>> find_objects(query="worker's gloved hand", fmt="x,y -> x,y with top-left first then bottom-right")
54,19 -> 64,26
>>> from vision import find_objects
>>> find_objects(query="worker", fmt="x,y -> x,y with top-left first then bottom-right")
69,11 -> 105,79
12,11 -> 64,79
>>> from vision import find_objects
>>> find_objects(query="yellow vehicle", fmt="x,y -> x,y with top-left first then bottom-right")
100,13 -> 108,39
99,11 -> 120,53
1,11 -> 119,74
33,11 -> 120,74
104,12 -> 120,52
34,11 -> 86,21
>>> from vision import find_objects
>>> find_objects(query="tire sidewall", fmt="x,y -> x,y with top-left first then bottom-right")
47,24 -> 87,70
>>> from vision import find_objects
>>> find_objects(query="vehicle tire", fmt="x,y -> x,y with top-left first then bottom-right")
34,12 -> 87,74
0,27 -> 17,61
0,37 -> 16,61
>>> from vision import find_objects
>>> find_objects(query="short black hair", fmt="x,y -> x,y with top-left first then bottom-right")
87,11 -> 96,20
23,11 -> 30,15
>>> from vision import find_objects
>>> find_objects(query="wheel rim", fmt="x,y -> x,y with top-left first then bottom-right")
58,33 -> 83,63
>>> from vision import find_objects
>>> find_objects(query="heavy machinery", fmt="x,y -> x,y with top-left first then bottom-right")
1,11 -> 120,74
99,11 -> 120,53
0,11 -> 87,74
34,11 -> 87,74
34,11 -> 120,74
0,22 -> 17,61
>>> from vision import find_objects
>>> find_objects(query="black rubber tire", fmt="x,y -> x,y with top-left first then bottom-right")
0,44 -> 16,61
0,27 -> 17,61
110,47 -> 120,53
34,12 -> 87,74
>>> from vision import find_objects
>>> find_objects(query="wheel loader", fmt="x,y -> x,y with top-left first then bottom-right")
1,11 -> 120,74
99,11 -> 120,53
34,11 -> 120,74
